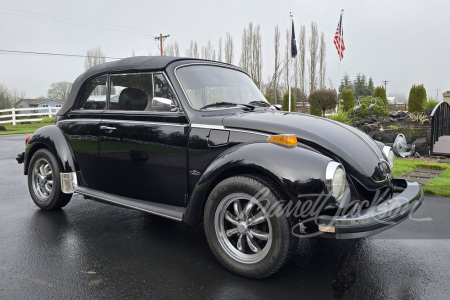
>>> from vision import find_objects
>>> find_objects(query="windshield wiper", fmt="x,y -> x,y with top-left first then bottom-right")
249,100 -> 272,107
200,101 -> 255,110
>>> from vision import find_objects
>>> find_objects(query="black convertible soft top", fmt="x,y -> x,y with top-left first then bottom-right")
57,56 -> 207,115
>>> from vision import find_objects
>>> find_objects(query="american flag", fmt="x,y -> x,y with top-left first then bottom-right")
334,10 -> 345,60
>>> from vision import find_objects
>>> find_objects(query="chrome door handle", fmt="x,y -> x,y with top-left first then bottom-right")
100,125 -> 116,131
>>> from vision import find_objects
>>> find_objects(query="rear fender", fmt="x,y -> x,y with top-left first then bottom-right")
24,125 -> 79,175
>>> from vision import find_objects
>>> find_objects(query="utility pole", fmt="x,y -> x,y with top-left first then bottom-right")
382,80 -> 390,96
154,34 -> 170,56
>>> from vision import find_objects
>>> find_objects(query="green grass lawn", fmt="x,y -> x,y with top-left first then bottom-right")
0,122 -> 53,135
393,158 -> 450,197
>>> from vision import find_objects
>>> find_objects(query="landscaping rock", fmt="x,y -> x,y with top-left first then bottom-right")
370,116 -> 378,122
372,131 -> 383,141
388,117 -> 396,122
413,137 -> 429,156
363,123 -> 378,133
382,133 -> 395,143
390,111 -> 399,118
405,135 -> 416,144
0,125 -> 6,131
398,111 -> 407,118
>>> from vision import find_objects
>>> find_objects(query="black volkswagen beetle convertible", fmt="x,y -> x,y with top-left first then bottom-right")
17,56 -> 424,278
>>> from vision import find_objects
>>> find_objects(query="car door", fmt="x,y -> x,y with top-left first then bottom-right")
58,75 -> 107,190
99,72 -> 189,207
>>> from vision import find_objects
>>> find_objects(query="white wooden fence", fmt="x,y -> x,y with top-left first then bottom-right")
0,107 -> 60,125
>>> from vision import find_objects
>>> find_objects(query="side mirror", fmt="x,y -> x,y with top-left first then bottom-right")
151,97 -> 178,112
274,104 -> 282,111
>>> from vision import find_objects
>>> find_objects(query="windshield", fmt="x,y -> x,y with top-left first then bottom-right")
176,65 -> 271,110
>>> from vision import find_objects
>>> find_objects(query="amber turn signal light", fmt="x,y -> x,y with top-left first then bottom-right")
25,134 -> 32,146
267,134 -> 297,148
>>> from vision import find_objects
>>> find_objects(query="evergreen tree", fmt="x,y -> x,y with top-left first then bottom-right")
373,86 -> 387,107
341,89 -> 355,112
367,77 -> 374,95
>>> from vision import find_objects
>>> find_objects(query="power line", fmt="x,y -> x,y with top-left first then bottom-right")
0,6 -> 159,34
0,49 -> 123,60
0,9 -> 157,38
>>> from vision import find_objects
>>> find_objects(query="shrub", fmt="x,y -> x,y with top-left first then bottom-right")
41,117 -> 55,123
354,97 -> 387,119
308,89 -> 337,117
264,93 -> 271,103
309,105 -> 322,116
282,92 -> 296,112
373,86 -> 387,107
341,89 -> 354,112
425,97 -> 439,110
408,84 -> 427,113
329,109 -> 351,125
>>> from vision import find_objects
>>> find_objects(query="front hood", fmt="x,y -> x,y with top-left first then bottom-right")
222,110 -> 388,182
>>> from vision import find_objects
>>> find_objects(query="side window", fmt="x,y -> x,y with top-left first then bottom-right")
152,73 -> 177,112
110,73 -> 153,111
79,75 -> 107,110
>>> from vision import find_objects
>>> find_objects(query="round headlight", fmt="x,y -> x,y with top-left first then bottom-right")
332,167 -> 346,200
383,146 -> 395,168
326,162 -> 347,202
387,149 -> 395,168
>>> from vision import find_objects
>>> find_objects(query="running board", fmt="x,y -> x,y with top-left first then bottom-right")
75,186 -> 185,221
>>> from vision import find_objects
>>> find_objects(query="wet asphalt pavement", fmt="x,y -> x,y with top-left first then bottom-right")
1,134 -> 450,300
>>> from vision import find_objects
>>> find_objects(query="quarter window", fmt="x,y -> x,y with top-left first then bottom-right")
79,75 -> 107,110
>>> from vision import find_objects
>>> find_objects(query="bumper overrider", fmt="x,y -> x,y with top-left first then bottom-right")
318,179 -> 424,239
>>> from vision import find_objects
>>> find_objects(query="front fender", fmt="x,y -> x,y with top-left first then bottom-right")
183,142 -> 333,226
24,125 -> 79,175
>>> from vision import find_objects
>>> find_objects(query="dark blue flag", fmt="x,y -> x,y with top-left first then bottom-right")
291,21 -> 298,58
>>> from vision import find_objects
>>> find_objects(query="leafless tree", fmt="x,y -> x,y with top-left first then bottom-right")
47,82 -> 72,102
174,42 -> 180,57
201,40 -> 216,60
239,22 -> 262,88
186,40 -> 199,58
299,25 -> 306,100
224,32 -> 234,64
218,37 -> 223,62
319,32 -> 326,89
84,47 -> 106,71
308,22 -> 319,93
0,84 -> 25,109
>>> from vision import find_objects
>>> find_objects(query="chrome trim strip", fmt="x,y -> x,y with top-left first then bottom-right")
227,128 -> 271,137
191,124 -> 225,130
75,188 -> 183,221
60,172 -> 78,194
58,118 -> 102,123
100,119 -> 188,127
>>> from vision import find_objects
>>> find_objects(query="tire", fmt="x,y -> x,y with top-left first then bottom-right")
204,175 -> 294,278
27,148 -> 72,210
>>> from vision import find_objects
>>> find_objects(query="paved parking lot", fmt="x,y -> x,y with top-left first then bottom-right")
1,134 -> 450,299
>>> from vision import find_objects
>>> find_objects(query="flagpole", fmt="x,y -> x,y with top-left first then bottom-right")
288,12 -> 292,112
337,9 -> 344,112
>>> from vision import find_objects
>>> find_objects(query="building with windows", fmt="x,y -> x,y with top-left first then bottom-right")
16,98 -> 64,114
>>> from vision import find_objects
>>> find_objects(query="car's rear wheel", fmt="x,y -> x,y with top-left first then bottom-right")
28,148 -> 72,210
204,175 -> 294,278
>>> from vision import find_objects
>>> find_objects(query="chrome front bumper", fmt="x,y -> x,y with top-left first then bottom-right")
318,179 -> 424,239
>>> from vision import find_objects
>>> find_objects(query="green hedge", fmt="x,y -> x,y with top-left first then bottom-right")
282,92 -> 296,112
408,84 -> 427,113
341,89 -> 354,112
354,97 -> 387,118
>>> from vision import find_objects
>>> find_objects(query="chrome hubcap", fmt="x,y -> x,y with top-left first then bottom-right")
214,193 -> 272,264
32,158 -> 53,201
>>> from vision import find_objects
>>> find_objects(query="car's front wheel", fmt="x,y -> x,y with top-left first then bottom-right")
204,175 -> 294,278
28,148 -> 72,210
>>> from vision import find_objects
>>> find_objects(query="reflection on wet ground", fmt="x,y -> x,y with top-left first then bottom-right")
1,134 -> 449,299
1,194 -> 449,300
